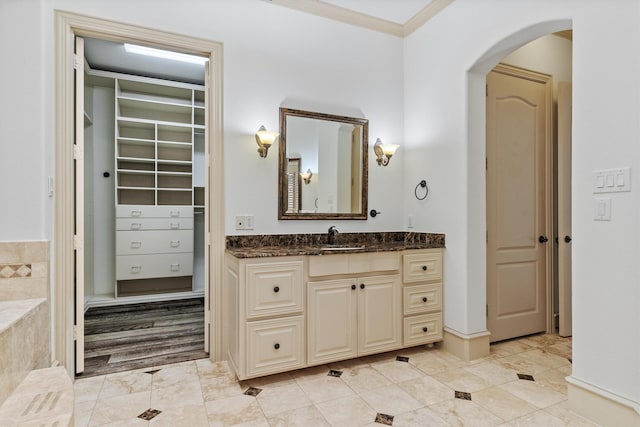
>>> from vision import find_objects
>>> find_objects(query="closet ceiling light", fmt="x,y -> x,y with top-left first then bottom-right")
124,43 -> 208,65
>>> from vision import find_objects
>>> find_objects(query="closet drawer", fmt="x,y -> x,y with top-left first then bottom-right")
116,218 -> 193,231
246,316 -> 304,378
116,253 -> 193,280
246,261 -> 304,319
116,205 -> 194,218
403,251 -> 442,283
403,313 -> 443,347
403,283 -> 442,315
116,230 -> 193,255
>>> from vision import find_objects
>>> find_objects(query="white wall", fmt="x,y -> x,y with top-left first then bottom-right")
405,0 -> 639,409
0,0 -> 405,243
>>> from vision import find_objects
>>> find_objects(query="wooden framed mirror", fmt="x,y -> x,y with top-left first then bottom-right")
278,107 -> 368,220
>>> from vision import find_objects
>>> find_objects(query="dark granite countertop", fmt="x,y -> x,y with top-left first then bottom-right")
226,232 -> 445,258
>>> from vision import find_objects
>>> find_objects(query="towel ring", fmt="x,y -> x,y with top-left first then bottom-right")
414,180 -> 429,200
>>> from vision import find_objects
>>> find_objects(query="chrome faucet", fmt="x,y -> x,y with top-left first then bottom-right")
327,226 -> 339,245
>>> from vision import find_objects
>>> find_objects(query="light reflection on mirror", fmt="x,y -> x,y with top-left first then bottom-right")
279,108 -> 368,220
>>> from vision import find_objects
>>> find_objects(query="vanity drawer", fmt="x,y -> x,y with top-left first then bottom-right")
246,261 -> 304,319
308,252 -> 400,277
403,251 -> 442,283
403,313 -> 443,347
116,252 -> 193,280
246,316 -> 305,378
116,218 -> 193,231
116,205 -> 194,218
403,283 -> 442,315
116,230 -> 193,255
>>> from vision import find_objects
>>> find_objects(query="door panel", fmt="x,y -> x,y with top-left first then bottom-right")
487,64 -> 551,342
558,82 -> 573,337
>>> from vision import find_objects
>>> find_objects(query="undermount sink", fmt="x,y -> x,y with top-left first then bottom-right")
320,244 -> 365,251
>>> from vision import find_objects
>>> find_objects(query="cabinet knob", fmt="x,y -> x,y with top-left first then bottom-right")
422,327 -> 428,333
274,343 -> 280,350
360,283 -> 365,289
422,265 -> 428,271
273,286 -> 280,293
422,297 -> 428,303
351,284 -> 356,290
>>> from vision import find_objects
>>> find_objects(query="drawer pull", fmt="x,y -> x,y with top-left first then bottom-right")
422,265 -> 428,271
170,222 -> 180,229
351,284 -> 356,290
422,327 -> 428,333
170,263 -> 180,272
274,343 -> 280,350
273,286 -> 280,293
422,297 -> 428,303
130,223 -> 142,230
170,210 -> 180,217
360,283 -> 365,289
130,265 -> 142,273
130,241 -> 142,249
131,210 -> 142,217
170,240 -> 181,248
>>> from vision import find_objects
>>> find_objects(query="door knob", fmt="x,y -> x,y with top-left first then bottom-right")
564,235 -> 572,243
539,235 -> 549,243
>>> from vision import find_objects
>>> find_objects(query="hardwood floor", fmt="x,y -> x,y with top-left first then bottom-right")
78,298 -> 207,378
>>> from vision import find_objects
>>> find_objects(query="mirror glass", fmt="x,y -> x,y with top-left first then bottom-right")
279,108 -> 368,219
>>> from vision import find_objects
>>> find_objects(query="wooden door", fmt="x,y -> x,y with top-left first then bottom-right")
486,64 -> 552,343
357,275 -> 401,355
74,35 -> 86,374
307,279 -> 358,364
557,82 -> 572,337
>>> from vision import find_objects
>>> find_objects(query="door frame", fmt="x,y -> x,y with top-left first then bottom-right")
485,63 -> 555,340
54,11 -> 225,376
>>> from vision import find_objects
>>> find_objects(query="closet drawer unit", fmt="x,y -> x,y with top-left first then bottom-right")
246,316 -> 305,378
403,251 -> 442,283
403,283 -> 442,315
116,205 -> 194,219
116,218 -> 194,231
116,252 -> 194,280
116,230 -> 193,255
246,261 -> 304,319
403,313 -> 443,347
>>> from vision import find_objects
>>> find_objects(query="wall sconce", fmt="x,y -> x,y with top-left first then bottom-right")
255,125 -> 279,158
373,138 -> 399,167
300,169 -> 313,184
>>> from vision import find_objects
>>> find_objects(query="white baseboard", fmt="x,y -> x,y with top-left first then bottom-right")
442,327 -> 491,361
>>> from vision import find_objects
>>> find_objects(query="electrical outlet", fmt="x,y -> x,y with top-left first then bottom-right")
235,215 -> 245,230
245,215 -> 254,230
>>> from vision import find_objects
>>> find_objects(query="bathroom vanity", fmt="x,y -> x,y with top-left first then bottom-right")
223,232 -> 444,380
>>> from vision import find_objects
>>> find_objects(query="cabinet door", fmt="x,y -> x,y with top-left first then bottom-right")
358,275 -> 402,355
308,279 -> 358,365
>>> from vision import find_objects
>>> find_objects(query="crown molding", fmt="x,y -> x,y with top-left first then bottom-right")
266,0 -> 454,38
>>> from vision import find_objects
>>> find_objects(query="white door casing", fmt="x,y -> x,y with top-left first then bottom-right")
558,81 -> 572,337
74,35 -> 85,374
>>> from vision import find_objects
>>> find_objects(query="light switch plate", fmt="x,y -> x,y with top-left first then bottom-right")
594,197 -> 611,221
593,167 -> 631,193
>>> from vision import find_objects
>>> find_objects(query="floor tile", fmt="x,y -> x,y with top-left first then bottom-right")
499,379 -> 567,409
339,365 -> 392,394
409,351 -> 465,375
490,340 -> 534,358
535,367 -> 572,395
472,386 -> 538,421
463,360 -> 520,385
74,400 -> 96,427
199,371 -> 243,402
151,379 -> 203,410
149,403 -> 209,427
359,383 -> 423,416
315,395 -> 377,427
88,390 -> 151,426
392,407 -> 450,427
431,367 -> 493,393
371,359 -> 426,383
397,375 -> 453,406
509,409 -> 567,426
543,401 -> 600,426
205,394 -> 267,426
429,397 -> 504,427
74,375 -> 105,403
516,349 -> 572,370
255,381 -> 313,417
296,374 -> 355,403
99,369 -> 152,399
266,404 -> 330,426
151,362 -> 199,389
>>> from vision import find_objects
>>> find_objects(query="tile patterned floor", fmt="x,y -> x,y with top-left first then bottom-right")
74,334 -> 599,426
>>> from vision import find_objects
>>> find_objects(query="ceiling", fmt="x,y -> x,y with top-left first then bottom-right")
319,0 -> 435,25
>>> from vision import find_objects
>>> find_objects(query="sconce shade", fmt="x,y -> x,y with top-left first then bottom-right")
255,125 -> 279,158
373,138 -> 399,166
300,168 -> 313,184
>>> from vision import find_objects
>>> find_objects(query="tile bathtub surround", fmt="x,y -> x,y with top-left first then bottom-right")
0,241 -> 49,300
226,232 -> 445,258
74,334 -> 599,427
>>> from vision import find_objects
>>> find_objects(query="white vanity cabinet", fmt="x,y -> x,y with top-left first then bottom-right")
402,249 -> 444,346
224,248 -> 443,381
224,255 -> 306,380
